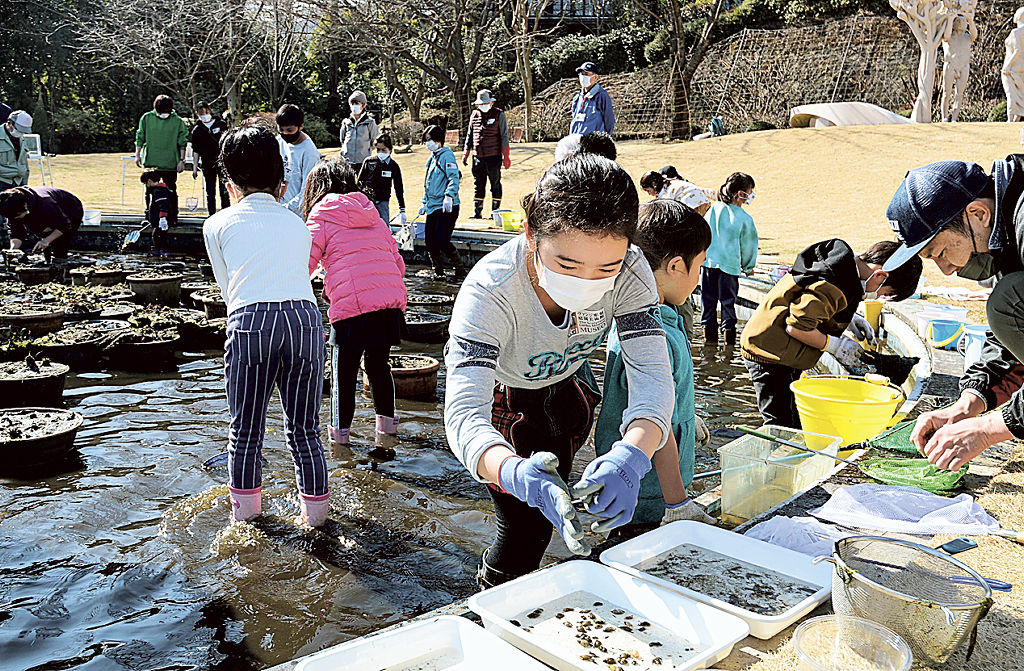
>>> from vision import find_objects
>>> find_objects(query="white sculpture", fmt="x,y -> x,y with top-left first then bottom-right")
940,0 -> 978,122
1003,8 -> 1024,122
891,0 -> 951,123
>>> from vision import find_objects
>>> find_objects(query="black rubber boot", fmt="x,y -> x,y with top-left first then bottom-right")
724,329 -> 737,346
473,200 -> 484,219
491,198 -> 501,216
476,553 -> 520,590
429,251 -> 446,280
703,326 -> 719,345
446,249 -> 468,281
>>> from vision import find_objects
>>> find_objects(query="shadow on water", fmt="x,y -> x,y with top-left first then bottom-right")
0,262 -> 759,670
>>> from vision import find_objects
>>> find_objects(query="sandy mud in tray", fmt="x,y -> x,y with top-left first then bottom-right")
0,408 -> 79,442
0,358 -> 68,379
511,592 -> 706,669
636,544 -> 819,616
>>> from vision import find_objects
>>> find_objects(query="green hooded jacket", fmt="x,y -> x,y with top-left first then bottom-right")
135,111 -> 188,171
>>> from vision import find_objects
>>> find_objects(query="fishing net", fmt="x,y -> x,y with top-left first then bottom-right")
859,457 -> 968,492
862,417 -> 919,453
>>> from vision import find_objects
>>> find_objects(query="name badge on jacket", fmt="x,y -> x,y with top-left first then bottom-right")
382,170 -> 392,178
574,113 -> 586,123
487,119 -> 495,125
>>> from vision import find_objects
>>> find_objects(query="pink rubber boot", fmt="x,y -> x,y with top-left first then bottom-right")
375,415 -> 399,448
228,486 -> 261,522
299,492 -> 330,527
328,426 -> 353,460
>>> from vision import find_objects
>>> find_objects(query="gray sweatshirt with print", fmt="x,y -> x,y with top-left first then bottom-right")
443,235 -> 675,482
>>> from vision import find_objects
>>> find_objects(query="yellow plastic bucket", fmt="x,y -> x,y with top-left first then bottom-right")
791,374 -> 905,447
492,210 -> 523,232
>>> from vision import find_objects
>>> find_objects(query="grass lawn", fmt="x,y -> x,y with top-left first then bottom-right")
29,122 -> 1021,289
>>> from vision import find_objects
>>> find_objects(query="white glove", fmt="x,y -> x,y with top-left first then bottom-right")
847,313 -> 877,347
158,217 -> 169,231
442,196 -> 453,213
823,335 -> 865,367
694,415 -> 710,449
663,498 -> 716,525
399,211 -> 407,226
418,206 -> 427,216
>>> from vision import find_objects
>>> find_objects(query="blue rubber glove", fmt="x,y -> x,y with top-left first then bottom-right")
572,441 -> 652,533
498,452 -> 590,556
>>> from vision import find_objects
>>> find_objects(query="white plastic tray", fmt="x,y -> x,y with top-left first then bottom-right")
294,615 -> 550,671
468,560 -> 749,671
600,520 -> 833,639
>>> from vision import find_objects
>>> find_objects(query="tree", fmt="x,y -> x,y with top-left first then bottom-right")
330,0 -> 499,132
890,0 -> 950,123
499,0 -> 562,141
633,0 -> 727,139
78,0 -> 269,114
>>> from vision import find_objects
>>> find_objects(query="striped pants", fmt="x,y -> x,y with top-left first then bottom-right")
225,300 -> 328,496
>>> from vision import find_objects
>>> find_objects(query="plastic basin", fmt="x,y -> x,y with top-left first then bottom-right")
925,319 -> 963,350
791,374 -> 905,446
794,615 -> 912,671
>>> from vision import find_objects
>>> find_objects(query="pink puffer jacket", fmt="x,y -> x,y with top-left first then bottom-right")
307,192 -> 407,323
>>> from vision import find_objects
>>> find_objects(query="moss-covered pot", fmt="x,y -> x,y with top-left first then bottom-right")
70,267 -> 130,287
127,273 -> 183,306
16,266 -> 52,286
0,360 -> 70,408
0,407 -> 84,471
401,312 -> 450,344
0,305 -> 66,335
191,289 -> 227,319
362,354 -> 440,399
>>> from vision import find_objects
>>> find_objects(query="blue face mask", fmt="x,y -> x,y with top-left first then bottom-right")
377,152 -> 390,162
425,140 -> 439,152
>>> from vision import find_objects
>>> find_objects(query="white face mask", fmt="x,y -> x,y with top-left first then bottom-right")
351,104 -> 363,115
535,251 -> 617,312
744,191 -> 756,204
478,104 -> 491,113
377,152 -> 390,161
861,271 -> 883,300
579,74 -> 595,89
156,112 -> 170,119
199,114 -> 212,123
8,127 -> 23,138
425,140 -> 439,152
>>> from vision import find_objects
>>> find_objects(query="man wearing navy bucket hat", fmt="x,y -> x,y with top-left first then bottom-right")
885,158 -> 1024,470
570,62 -> 615,136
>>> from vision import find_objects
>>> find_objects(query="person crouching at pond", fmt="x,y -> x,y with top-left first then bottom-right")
140,170 -> 177,257
419,124 -> 465,281
444,154 -> 675,588
302,157 -> 407,453
594,200 -> 717,531
701,172 -> 759,346
739,240 -> 922,428
202,125 -> 329,527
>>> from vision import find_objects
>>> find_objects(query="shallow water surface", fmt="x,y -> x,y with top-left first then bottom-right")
0,271 -> 758,670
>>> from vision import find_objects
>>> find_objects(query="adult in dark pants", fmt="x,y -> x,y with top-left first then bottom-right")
885,159 -> 1024,470
189,101 -> 230,214
462,90 -> 511,220
419,125 -> 465,280
134,95 -> 188,192
0,186 -> 82,260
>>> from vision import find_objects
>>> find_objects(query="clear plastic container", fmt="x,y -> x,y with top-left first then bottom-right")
793,615 -> 912,671
719,425 -> 840,525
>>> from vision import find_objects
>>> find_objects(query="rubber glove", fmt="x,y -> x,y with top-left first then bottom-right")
571,441 -> 652,533
399,211 -> 407,226
418,206 -> 427,216
498,452 -> 590,556
442,196 -> 453,213
502,146 -> 511,170
823,334 -> 865,367
158,217 -> 169,231
663,498 -> 716,525
847,313 -> 877,347
695,415 -> 710,449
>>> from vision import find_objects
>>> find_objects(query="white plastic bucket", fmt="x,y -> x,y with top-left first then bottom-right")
958,324 -> 988,371
82,210 -> 102,226
916,305 -> 969,336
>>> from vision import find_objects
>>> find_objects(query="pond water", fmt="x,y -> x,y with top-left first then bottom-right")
0,267 -> 759,670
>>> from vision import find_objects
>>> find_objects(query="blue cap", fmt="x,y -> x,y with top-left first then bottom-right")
882,160 -> 990,272
576,62 -> 598,75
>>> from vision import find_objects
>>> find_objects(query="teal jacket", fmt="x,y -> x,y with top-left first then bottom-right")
0,129 -> 29,185
703,201 -> 759,276
595,303 -> 695,525
134,111 -> 189,171
422,146 -> 461,215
